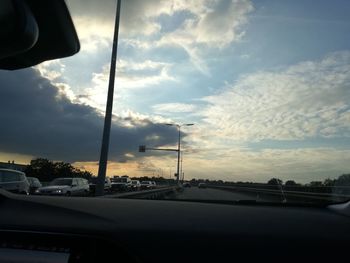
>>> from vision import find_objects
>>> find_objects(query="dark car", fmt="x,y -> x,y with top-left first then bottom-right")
0,169 -> 30,195
198,183 -> 207,189
111,177 -> 131,192
183,182 -> 191,188
27,177 -> 42,194
140,181 -> 153,190
89,177 -> 112,195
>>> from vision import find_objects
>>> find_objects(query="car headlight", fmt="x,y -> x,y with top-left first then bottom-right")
53,189 -> 63,194
34,189 -> 40,193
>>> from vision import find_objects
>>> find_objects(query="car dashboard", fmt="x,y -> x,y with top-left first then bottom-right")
0,190 -> 349,262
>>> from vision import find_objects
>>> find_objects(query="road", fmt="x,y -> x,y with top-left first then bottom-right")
174,186 -> 266,201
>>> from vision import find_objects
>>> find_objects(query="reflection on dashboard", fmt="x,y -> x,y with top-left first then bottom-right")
0,248 -> 70,263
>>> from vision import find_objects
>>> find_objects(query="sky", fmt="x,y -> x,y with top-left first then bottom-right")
1,0 -> 350,183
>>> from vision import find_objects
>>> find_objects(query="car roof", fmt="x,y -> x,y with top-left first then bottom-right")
0,168 -> 25,174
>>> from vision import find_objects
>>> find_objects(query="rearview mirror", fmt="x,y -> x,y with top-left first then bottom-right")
0,0 -> 39,60
0,0 -> 80,70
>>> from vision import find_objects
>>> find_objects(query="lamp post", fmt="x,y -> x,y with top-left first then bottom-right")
95,0 -> 121,196
165,123 -> 194,184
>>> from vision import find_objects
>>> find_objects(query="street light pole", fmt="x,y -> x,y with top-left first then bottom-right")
166,123 -> 194,184
95,0 -> 121,196
176,125 -> 181,184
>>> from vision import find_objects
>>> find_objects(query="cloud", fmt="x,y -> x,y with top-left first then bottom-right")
198,51 -> 350,141
66,0 -> 254,73
0,68 -> 180,162
152,103 -> 197,114
174,0 -> 253,47
116,59 -> 175,87
157,0 -> 254,74
78,59 -> 175,111
35,60 -> 66,82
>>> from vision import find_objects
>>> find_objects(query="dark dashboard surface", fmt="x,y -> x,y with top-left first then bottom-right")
0,191 -> 349,262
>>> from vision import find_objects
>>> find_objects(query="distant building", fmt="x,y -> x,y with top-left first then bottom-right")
0,161 -> 28,172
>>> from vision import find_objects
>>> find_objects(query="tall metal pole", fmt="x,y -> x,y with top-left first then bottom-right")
180,149 -> 183,183
165,123 -> 193,185
95,0 -> 121,196
176,125 -> 181,184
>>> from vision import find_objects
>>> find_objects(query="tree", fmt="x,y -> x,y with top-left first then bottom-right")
285,180 -> 297,186
309,181 -> 323,187
323,178 -> 336,187
267,178 -> 283,185
335,174 -> 350,186
24,158 -> 93,182
24,158 -> 56,182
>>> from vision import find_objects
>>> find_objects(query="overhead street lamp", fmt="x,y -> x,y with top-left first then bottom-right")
165,123 -> 194,184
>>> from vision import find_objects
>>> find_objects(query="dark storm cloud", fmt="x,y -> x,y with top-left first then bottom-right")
0,68 -> 180,162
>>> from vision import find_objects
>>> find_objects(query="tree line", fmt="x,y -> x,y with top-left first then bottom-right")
24,158 -> 93,182
189,174 -> 350,187
266,175 -> 350,187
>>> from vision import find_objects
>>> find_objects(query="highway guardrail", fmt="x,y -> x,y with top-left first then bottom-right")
208,185 -> 350,203
103,186 -> 179,200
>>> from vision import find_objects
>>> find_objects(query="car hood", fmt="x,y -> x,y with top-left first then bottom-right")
39,185 -> 70,191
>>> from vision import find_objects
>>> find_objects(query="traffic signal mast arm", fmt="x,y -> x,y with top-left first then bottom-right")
139,145 -> 178,152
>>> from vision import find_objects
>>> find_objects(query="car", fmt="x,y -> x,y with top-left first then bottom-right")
89,177 -> 112,195
36,177 -> 89,196
0,169 -> 30,195
198,183 -> 207,189
140,181 -> 154,190
130,180 -> 141,191
151,181 -> 157,188
27,177 -> 42,194
183,182 -> 191,188
111,176 -> 131,192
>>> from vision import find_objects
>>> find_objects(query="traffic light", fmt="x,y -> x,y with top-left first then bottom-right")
139,145 -> 146,152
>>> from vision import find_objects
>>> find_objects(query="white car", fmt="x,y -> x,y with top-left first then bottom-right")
0,169 -> 30,195
36,177 -> 89,196
130,180 -> 141,191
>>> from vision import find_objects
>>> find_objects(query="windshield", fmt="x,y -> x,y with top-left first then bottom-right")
0,0 -> 349,205
50,179 -> 73,186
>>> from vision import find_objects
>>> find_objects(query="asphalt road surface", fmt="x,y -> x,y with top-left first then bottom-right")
175,187 -> 267,201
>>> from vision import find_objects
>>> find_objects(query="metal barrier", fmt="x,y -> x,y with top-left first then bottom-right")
103,186 -> 179,200
208,185 -> 350,203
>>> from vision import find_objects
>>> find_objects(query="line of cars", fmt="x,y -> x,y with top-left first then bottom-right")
0,169 -> 90,196
109,177 -> 157,193
0,169 -> 158,196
